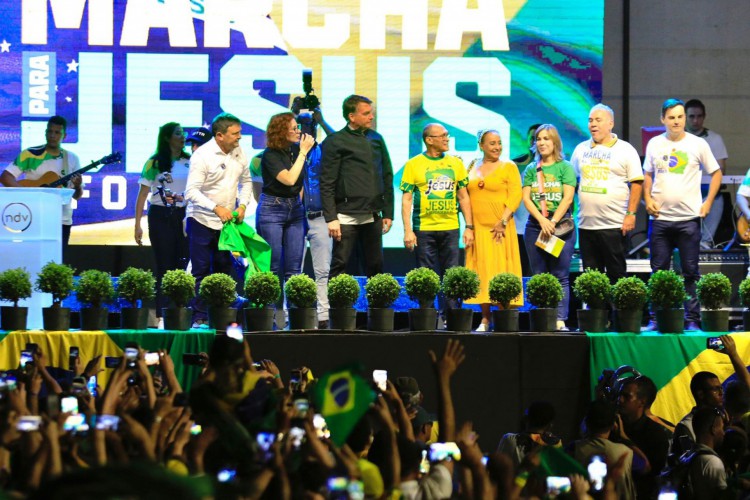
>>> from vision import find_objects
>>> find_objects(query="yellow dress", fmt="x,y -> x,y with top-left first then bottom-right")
465,160 -> 524,306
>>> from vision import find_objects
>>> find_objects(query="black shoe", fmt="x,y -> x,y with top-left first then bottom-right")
317,320 -> 328,330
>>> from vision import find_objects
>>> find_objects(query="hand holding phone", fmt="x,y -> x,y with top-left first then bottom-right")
69,346 -> 79,371
428,442 -> 462,462
588,454 -> 607,491
707,337 -> 725,351
373,370 -> 387,392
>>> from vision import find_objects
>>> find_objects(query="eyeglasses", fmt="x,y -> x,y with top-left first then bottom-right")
289,124 -> 302,132
428,133 -> 450,139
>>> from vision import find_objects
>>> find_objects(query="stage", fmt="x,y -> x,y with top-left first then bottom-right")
0,328 -> 746,449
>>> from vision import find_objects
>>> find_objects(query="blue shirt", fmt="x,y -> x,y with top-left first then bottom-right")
303,144 -> 323,212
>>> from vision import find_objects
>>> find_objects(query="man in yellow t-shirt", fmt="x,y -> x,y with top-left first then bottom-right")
401,123 -> 474,314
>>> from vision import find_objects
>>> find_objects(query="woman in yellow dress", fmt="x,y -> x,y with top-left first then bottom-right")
465,129 -> 524,331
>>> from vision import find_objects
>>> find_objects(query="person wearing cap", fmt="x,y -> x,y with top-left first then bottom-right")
134,122 -> 191,328
291,98 -> 335,329
185,127 -> 212,152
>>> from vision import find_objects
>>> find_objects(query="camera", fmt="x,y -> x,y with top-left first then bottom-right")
300,69 -> 320,111
156,173 -> 174,207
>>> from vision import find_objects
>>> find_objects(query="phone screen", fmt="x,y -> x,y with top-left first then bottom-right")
17,415 -> 41,432
257,431 -> 275,461
226,323 -> 243,341
19,351 -> 32,368
61,396 -> 79,414
144,352 -> 160,365
289,426 -> 305,449
707,337 -> 725,350
87,376 -> 97,397
294,398 -> 309,418
125,347 -> 138,360
95,414 -> 120,431
588,454 -> 607,491
546,476 -> 571,495
313,414 -> 330,439
217,469 -> 236,483
69,346 -> 79,357
428,442 -> 461,462
190,424 -> 202,435
63,413 -> 89,433
373,370 -> 387,391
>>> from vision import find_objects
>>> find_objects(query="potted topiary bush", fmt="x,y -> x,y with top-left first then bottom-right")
243,271 -> 281,332
75,269 -> 115,330
573,269 -> 610,333
441,266 -> 480,332
284,274 -> 318,330
365,273 -> 401,332
327,274 -> 360,331
161,269 -> 195,330
488,273 -> 523,332
696,272 -> 732,332
199,273 -> 239,331
647,270 -> 687,333
611,276 -> 648,333
526,273 -> 563,332
35,261 -> 75,330
404,267 -> 440,331
0,267 -> 33,331
740,277 -> 750,331
117,267 -> 156,330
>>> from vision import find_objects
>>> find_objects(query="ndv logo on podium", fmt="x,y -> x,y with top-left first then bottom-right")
22,52 -> 56,117
2,203 -> 33,233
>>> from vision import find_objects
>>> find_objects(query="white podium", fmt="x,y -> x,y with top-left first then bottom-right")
0,188 -> 74,329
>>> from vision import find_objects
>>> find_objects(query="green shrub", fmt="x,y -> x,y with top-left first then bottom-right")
611,276 -> 647,311
117,267 -> 156,307
488,273 -> 523,309
526,273 -> 563,309
441,266 -> 480,307
161,269 -> 195,308
365,273 -> 401,308
199,273 -> 237,308
328,274 -> 360,308
284,274 -> 317,308
740,277 -> 750,309
75,270 -> 115,308
696,273 -> 732,310
573,269 -> 610,309
404,267 -> 440,308
647,270 -> 687,309
0,268 -> 33,307
35,261 -> 75,307
244,271 -> 281,308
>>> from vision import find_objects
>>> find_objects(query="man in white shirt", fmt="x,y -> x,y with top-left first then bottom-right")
684,99 -> 729,250
185,113 -> 253,326
643,99 -> 722,330
571,104 -> 643,283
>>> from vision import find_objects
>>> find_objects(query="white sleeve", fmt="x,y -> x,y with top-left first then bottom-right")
699,139 -> 721,175
624,143 -> 644,181
185,151 -> 217,212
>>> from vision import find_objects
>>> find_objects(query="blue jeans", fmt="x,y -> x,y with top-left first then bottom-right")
306,214 -> 332,321
415,229 -> 459,312
524,221 -> 576,321
256,194 -> 306,310
649,218 -> 701,322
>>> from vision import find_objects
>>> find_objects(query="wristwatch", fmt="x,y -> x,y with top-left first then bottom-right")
465,225 -> 474,230
501,218 -> 508,226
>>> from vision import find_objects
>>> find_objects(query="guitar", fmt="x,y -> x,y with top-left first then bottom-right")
738,214 -> 750,243
18,152 -> 122,188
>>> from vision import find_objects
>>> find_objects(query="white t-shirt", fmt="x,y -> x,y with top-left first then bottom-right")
138,158 -> 190,208
571,135 -> 643,230
643,133 -> 720,221
691,129 -> 728,161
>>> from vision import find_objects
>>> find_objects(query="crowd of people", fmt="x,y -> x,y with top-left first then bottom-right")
1,95 -> 736,332
0,333 -> 748,498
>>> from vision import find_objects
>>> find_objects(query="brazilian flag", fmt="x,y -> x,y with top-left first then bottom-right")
311,365 -> 375,446
589,331 -> 750,424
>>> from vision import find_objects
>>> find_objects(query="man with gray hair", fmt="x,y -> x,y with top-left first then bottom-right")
570,104 -> 643,282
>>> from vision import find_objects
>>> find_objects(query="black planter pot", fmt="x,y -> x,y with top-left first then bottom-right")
42,307 -> 70,331
409,308 -> 437,331
208,307 -> 240,331
288,307 -> 317,330
243,307 -> 275,332
80,307 -> 108,330
446,308 -> 473,332
121,307 -> 149,330
529,308 -> 557,332
368,308 -> 394,332
0,306 -> 28,331
577,309 -> 609,333
163,307 -> 193,331
744,309 -> 750,331
613,309 -> 643,333
492,309 -> 519,332
701,309 -> 729,332
655,308 -> 684,333
329,308 -> 357,330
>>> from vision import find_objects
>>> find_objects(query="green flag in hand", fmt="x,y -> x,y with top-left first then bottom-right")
218,219 -> 271,280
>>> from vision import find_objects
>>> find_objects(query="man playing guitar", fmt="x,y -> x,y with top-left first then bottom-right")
0,115 -> 83,257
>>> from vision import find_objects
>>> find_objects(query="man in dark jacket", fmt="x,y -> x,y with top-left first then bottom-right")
320,94 -> 394,278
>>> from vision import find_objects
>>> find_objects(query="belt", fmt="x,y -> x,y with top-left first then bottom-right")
307,210 -> 323,220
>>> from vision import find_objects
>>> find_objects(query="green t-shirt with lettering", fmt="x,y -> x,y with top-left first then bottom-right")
522,160 -> 577,214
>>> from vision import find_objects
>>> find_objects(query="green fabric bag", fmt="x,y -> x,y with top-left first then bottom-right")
218,217 -> 271,281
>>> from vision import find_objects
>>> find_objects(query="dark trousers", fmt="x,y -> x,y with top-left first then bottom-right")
187,217 -> 237,321
524,221 -> 576,321
149,205 -> 189,316
329,217 -> 383,279
578,228 -> 627,283
62,225 -> 71,264
415,229 -> 459,312
649,218 -> 701,322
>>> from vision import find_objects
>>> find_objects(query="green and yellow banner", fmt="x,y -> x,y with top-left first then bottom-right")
589,332 -> 750,424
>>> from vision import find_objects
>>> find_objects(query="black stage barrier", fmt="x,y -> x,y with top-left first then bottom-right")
246,331 -> 590,450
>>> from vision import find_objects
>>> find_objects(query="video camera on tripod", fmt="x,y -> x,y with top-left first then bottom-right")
300,69 -> 320,111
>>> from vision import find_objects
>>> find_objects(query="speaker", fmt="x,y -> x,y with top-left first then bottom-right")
699,261 -> 747,307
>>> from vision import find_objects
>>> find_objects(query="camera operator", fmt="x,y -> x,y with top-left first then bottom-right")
134,122 -> 191,329
291,91 -> 335,330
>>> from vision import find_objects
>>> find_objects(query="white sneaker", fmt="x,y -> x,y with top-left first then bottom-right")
475,322 -> 489,332
556,320 -> 569,332
157,317 -> 164,330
